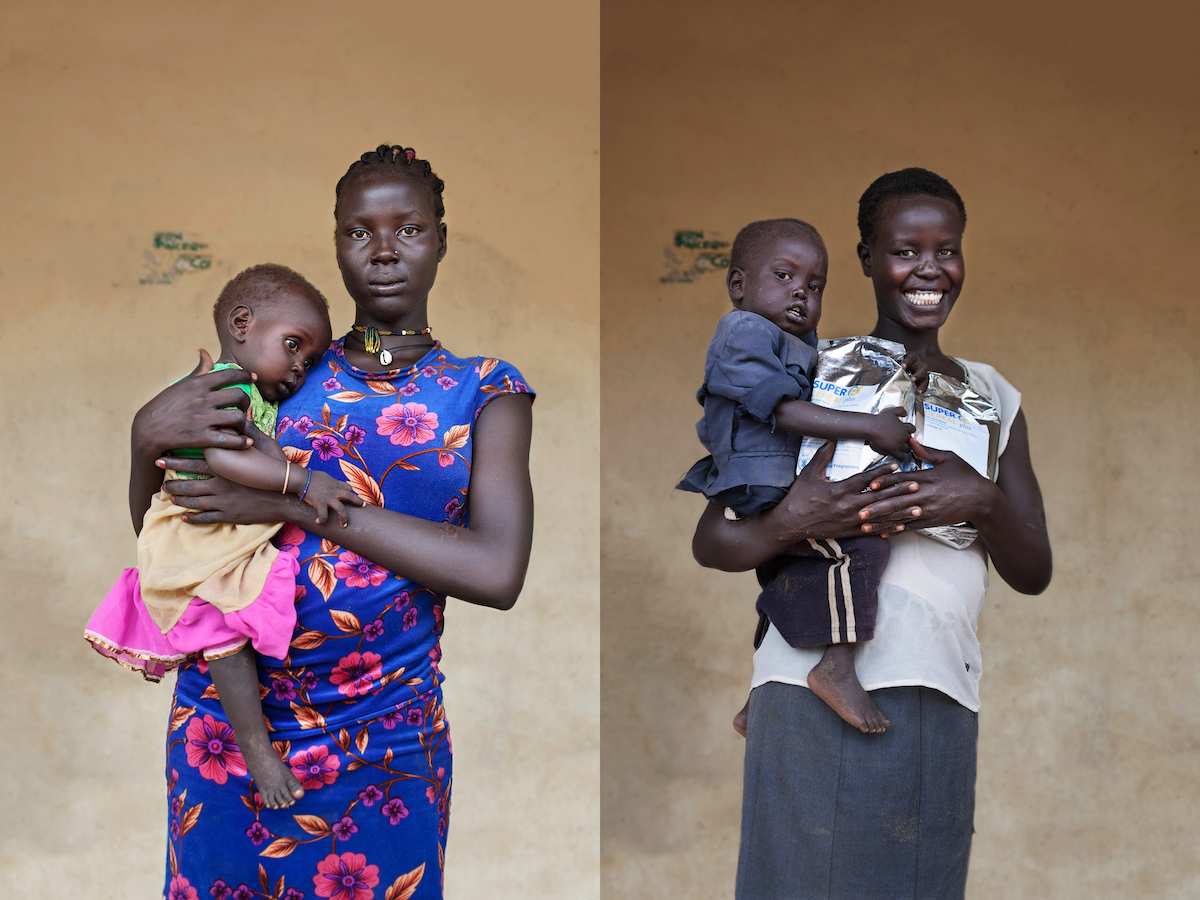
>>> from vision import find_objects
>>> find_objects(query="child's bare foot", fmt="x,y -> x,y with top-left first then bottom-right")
806,644 -> 889,734
207,645 -> 305,809
733,699 -> 750,737
245,745 -> 306,809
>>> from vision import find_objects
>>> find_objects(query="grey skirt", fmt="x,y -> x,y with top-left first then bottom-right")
737,682 -> 977,900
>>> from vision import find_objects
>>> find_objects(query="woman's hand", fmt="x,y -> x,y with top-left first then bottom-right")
160,457 -> 294,526
860,414 -> 1052,595
691,440 -> 919,573
858,439 -> 996,531
134,350 -> 254,456
129,350 -> 255,532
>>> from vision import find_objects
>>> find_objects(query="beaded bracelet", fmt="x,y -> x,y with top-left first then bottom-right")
298,468 -> 313,502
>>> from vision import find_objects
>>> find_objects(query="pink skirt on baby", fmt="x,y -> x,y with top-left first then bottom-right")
84,553 -> 299,682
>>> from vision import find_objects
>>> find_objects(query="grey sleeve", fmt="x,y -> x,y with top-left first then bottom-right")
707,318 -> 803,423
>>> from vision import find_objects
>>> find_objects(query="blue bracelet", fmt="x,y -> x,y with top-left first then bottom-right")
297,467 -> 313,501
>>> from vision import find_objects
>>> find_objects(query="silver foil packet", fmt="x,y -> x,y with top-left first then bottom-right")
912,371 -> 1001,548
795,336 -> 1000,550
795,336 -> 916,480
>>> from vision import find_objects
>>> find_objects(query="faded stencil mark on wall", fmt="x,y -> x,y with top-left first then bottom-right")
661,230 -> 729,284
140,232 -> 213,285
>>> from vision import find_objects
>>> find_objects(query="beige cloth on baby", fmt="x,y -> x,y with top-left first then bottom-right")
137,481 -> 283,633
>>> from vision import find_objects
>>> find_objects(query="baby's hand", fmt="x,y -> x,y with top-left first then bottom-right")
301,470 -> 366,526
866,407 -> 916,460
902,351 -> 930,394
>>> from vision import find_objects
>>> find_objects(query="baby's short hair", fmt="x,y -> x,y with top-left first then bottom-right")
212,263 -> 329,332
729,218 -> 827,273
857,168 -> 967,245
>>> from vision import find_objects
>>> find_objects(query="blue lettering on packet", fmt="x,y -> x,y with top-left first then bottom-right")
923,402 -> 964,422
813,379 -> 859,397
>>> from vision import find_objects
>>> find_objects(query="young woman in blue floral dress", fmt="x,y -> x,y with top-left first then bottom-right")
128,145 -> 534,900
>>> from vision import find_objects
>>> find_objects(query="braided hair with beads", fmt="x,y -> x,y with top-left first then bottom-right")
334,144 -> 446,221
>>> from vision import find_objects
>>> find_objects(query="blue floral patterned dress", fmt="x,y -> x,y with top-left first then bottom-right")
163,341 -> 532,900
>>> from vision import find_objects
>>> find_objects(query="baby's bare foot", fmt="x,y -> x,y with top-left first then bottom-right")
732,699 -> 750,738
807,644 -> 889,734
245,746 -> 306,809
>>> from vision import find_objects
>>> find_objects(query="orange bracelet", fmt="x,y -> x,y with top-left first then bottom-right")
283,459 -> 292,493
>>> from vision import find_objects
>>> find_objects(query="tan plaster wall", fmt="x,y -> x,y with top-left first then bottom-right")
601,1 -> 1200,897
0,2 -> 597,896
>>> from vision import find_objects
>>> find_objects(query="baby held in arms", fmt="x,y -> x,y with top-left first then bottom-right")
678,219 -> 925,734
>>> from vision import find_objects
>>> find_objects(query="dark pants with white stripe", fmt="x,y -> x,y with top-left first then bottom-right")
737,683 -> 977,899
754,536 -> 890,649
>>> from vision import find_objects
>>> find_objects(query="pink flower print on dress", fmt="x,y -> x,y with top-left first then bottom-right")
311,433 -> 345,461
322,376 -> 342,391
345,424 -> 367,445
330,651 -> 383,697
313,852 -> 380,900
375,402 -> 438,446
277,523 -> 305,557
184,714 -> 247,785
289,744 -> 341,790
294,415 -> 314,435
436,375 -> 459,390
168,874 -> 199,900
398,381 -> 420,397
333,552 -> 388,588
419,365 -> 437,378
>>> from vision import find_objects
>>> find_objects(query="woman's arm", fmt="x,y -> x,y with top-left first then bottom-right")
691,440 -> 920,572
162,393 -> 535,610
129,350 -> 254,533
203,446 -> 365,526
859,411 -> 1052,594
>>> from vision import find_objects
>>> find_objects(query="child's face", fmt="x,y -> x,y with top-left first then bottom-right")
858,195 -> 964,334
728,237 -> 827,338
335,173 -> 447,327
232,295 -> 332,402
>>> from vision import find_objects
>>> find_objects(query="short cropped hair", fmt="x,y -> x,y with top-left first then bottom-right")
729,218 -> 827,273
857,168 -> 966,245
212,263 -> 329,333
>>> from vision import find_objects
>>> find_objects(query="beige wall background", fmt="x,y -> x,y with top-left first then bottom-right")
602,1 -> 1199,897
0,2 -> 597,896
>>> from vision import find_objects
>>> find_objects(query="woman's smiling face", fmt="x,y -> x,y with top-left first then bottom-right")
335,173 -> 447,328
859,194 -> 965,335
